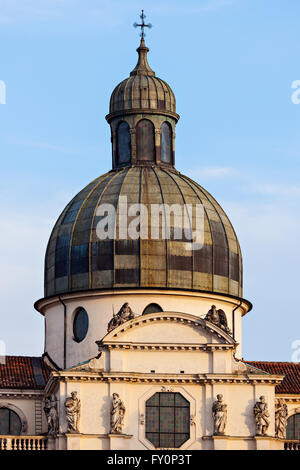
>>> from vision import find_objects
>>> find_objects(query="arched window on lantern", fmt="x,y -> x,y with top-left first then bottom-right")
117,121 -> 131,165
136,119 -> 155,162
160,122 -> 172,164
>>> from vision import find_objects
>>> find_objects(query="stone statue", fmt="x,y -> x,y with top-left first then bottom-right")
205,305 -> 231,334
254,396 -> 270,436
107,303 -> 135,332
110,393 -> 126,434
212,394 -> 227,435
275,398 -> 288,439
65,392 -> 81,433
44,395 -> 59,435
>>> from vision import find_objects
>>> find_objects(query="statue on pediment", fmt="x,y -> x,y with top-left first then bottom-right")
212,394 -> 227,435
254,396 -> 270,436
44,395 -> 59,435
205,305 -> 231,334
107,303 -> 135,332
275,398 -> 288,439
65,392 -> 81,433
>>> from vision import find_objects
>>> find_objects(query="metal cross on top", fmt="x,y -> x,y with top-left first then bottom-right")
133,10 -> 152,39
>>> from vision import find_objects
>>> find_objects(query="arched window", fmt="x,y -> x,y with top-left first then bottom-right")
117,121 -> 131,165
142,303 -> 163,315
136,119 -> 155,162
0,408 -> 22,435
146,392 -> 190,448
287,413 -> 300,440
160,122 -> 172,164
73,307 -> 89,343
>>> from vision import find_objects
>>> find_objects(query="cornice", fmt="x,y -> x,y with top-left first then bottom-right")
45,371 -> 284,387
0,389 -> 44,399
35,288 -> 251,316
103,342 -> 235,352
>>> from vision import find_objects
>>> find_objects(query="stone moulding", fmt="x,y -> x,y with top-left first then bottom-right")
100,311 -> 236,346
103,342 -> 235,351
45,370 -> 284,388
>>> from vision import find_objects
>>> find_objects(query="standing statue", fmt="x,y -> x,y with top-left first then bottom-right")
275,398 -> 288,439
107,303 -> 135,332
65,391 -> 81,433
254,396 -> 270,436
212,394 -> 227,435
111,393 -> 126,434
44,395 -> 59,435
205,305 -> 231,334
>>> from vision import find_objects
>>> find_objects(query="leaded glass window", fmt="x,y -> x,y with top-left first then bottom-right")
0,409 -> 22,436
287,413 -> 300,440
146,392 -> 190,448
160,122 -> 172,164
136,119 -> 155,162
117,121 -> 131,165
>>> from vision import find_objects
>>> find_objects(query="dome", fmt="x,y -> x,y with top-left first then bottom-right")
45,166 -> 242,298
107,39 -> 178,121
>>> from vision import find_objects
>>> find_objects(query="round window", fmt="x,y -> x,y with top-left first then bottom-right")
73,308 -> 89,343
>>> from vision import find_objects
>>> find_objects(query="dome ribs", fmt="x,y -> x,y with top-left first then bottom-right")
114,167 -> 141,287
160,168 -> 194,290
69,172 -> 114,292
140,167 -> 168,288
91,169 -> 129,290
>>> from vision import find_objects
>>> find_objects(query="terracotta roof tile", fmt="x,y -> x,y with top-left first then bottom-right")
0,356 -> 51,390
245,361 -> 300,394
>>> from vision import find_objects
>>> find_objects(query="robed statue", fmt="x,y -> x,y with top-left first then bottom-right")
110,393 -> 126,434
107,303 -> 135,333
65,391 -> 81,433
254,396 -> 270,436
275,398 -> 288,439
212,394 -> 227,435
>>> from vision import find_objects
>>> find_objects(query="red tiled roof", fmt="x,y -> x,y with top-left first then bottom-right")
0,356 -> 51,390
245,361 -> 300,394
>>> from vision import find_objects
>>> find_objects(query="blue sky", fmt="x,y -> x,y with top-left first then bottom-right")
0,0 -> 300,361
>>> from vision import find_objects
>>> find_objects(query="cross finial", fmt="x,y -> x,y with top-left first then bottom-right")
133,10 -> 152,39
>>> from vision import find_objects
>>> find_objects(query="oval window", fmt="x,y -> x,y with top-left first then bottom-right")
73,308 -> 89,343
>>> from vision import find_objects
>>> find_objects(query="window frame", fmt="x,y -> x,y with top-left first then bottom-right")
138,387 -> 195,450
145,392 -> 190,448
160,121 -> 172,164
287,413 -> 300,441
116,120 -> 131,166
136,119 -> 156,162
72,307 -> 89,343
0,404 -> 27,436
142,303 -> 163,315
